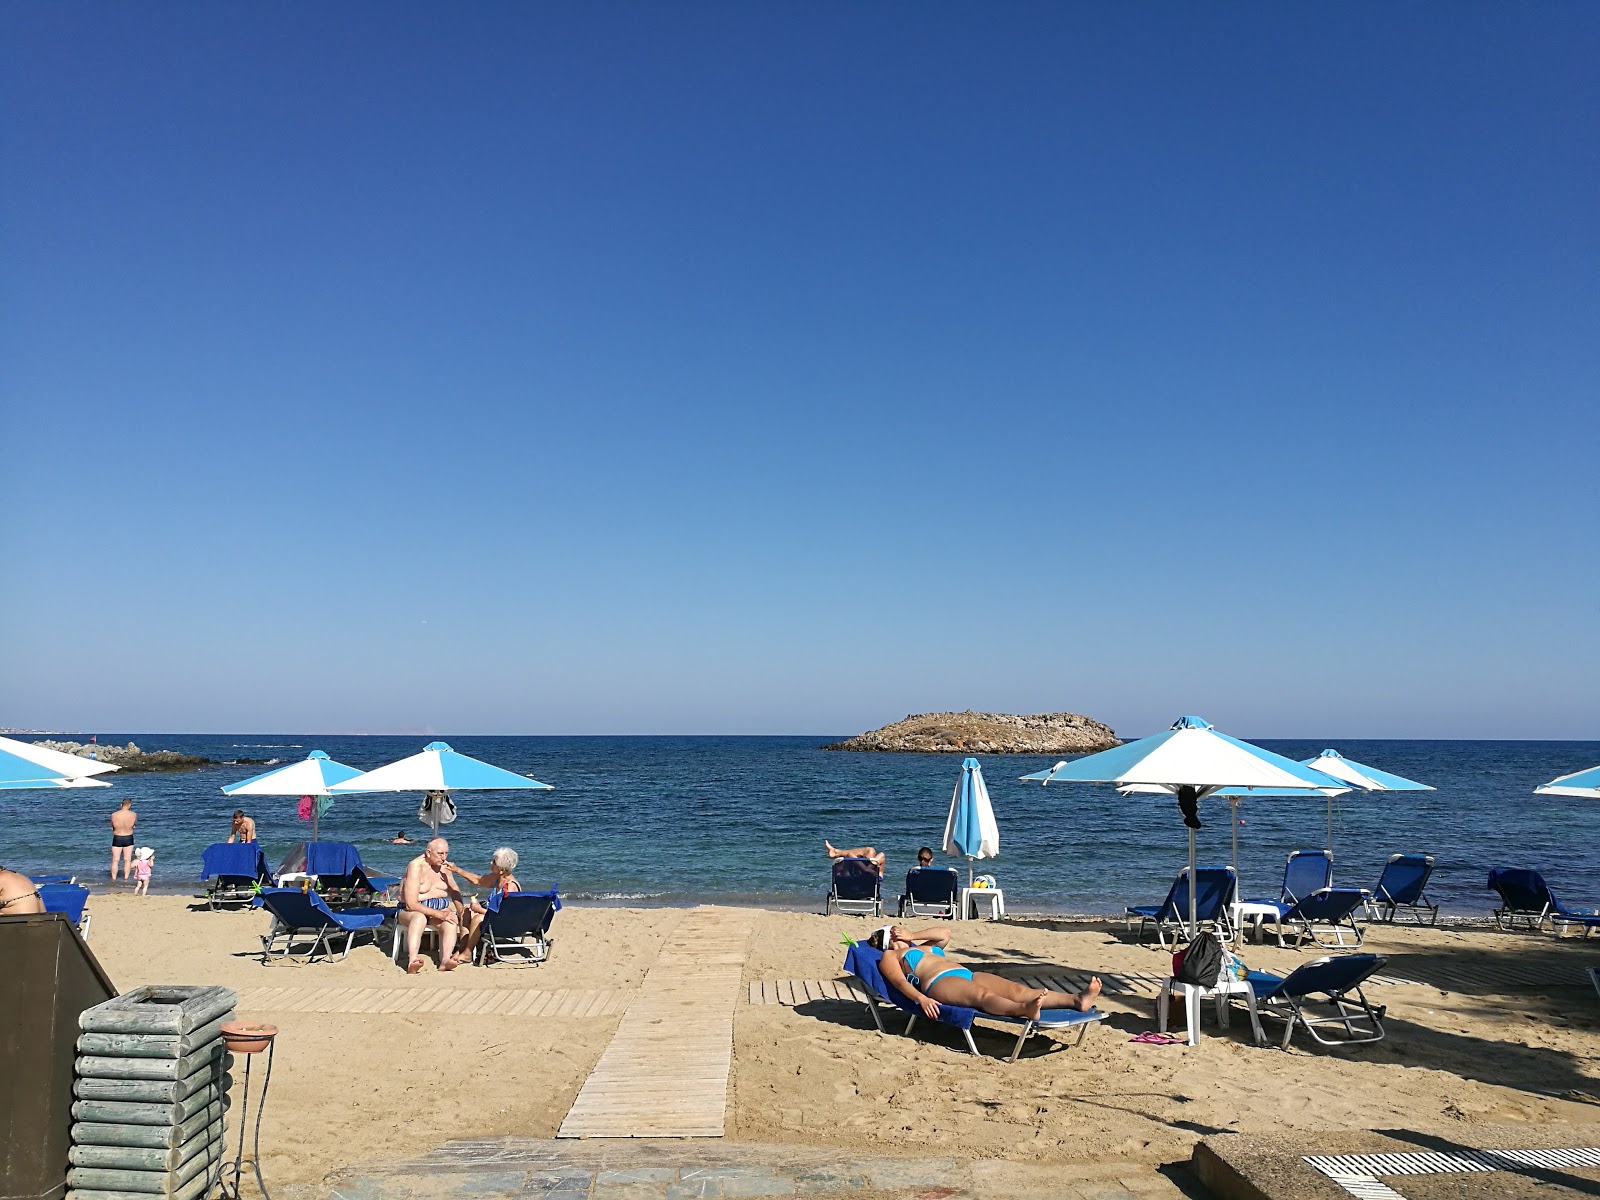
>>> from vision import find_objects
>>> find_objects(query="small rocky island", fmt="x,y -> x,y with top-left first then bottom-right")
30,740 -> 211,773
824,711 -> 1120,754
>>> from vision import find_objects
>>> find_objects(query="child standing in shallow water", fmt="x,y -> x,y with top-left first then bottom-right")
133,847 -> 154,896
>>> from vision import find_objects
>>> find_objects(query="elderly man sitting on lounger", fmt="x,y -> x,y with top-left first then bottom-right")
869,924 -> 1101,1021
399,837 -> 463,974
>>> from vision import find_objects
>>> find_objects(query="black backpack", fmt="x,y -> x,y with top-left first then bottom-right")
1176,931 -> 1224,987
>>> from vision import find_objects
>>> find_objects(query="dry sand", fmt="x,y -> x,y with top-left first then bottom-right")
80,892 -> 1600,1185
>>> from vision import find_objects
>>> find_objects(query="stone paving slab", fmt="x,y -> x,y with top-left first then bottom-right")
1193,1123 -> 1600,1200
308,1136 -> 1206,1200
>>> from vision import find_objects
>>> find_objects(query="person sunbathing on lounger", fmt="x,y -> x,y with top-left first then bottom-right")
399,838 -> 462,973
868,924 -> 1101,1022
445,847 -> 522,964
825,841 -> 886,874
0,866 -> 43,914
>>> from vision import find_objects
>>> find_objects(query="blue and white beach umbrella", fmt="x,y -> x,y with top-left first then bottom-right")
1021,716 -> 1353,935
330,741 -> 553,835
0,736 -> 120,790
1295,749 -> 1432,854
1536,765 -> 1600,800
943,757 -> 1000,890
221,749 -> 366,842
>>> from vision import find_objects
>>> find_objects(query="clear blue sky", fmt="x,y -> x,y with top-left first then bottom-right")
3,4 -> 1595,739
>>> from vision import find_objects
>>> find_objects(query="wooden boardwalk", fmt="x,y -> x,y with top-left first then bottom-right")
558,906 -> 758,1139
234,985 -> 632,1016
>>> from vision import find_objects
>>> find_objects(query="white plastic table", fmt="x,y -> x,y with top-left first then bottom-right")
1156,974 -> 1264,1046
1233,900 -> 1284,943
960,887 -> 1006,921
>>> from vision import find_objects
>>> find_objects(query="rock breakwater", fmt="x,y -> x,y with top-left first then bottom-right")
824,711 -> 1119,754
30,740 -> 210,773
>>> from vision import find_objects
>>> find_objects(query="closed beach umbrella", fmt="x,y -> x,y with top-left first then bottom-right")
942,757 -> 999,889
0,735 -> 121,786
1535,765 -> 1600,800
221,749 -> 366,842
329,740 -> 552,836
1020,716 -> 1351,936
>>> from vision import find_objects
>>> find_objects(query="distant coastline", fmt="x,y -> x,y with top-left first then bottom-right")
824,711 -> 1120,754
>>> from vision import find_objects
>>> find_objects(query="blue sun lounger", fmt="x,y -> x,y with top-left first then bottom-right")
27,873 -> 76,885
1240,953 -> 1388,1049
1363,854 -> 1439,925
898,867 -> 959,919
1488,868 -> 1600,936
1126,866 -> 1237,948
38,883 -> 92,940
201,841 -> 272,910
843,943 -> 1104,1063
1277,887 -> 1369,950
826,858 -> 883,918
474,889 -> 562,966
256,887 -> 388,962
298,842 -> 398,907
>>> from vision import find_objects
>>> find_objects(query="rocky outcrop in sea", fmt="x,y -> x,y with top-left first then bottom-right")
823,711 -> 1120,754
30,740 -> 211,773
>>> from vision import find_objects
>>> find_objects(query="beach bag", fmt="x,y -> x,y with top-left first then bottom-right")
1174,931 -> 1224,987
419,790 -> 457,827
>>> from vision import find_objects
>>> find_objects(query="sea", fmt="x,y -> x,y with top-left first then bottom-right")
3,734 -> 1595,918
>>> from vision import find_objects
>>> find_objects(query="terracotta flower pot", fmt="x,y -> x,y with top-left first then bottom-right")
221,1020 -> 278,1054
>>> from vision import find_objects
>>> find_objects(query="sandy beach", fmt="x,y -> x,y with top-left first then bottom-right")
77,892 -> 1600,1187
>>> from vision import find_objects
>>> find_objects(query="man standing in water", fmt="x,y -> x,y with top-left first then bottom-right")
398,837 -> 462,973
109,798 -> 137,881
228,810 -> 257,843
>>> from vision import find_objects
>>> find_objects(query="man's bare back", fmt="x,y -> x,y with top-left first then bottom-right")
110,807 -> 136,837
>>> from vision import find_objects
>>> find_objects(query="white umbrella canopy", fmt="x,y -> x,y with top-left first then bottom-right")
330,741 -> 553,836
1536,765 -> 1600,800
221,750 -> 366,841
1022,716 -> 1352,936
942,757 -> 1000,889
0,735 -> 121,781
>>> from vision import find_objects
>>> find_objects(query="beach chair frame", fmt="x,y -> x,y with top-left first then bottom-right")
826,858 -> 883,918
473,891 -> 559,967
1489,868 -> 1557,933
201,842 -> 272,911
1279,888 -> 1368,951
898,867 -> 959,919
1245,954 -> 1388,1050
1362,854 -> 1439,925
1125,866 -> 1237,950
257,889 -> 387,964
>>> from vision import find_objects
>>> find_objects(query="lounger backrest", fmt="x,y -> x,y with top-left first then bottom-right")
483,890 -> 560,938
1282,851 -> 1333,904
1278,953 -> 1386,999
305,842 -> 364,876
37,883 -> 89,926
1287,887 -> 1366,921
1155,866 -> 1236,923
1488,868 -> 1553,913
201,842 -> 270,882
257,887 -> 335,930
1376,854 -> 1434,904
842,944 -> 976,1029
832,858 -> 881,902
904,868 -> 959,904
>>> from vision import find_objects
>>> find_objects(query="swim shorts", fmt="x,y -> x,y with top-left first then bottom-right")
111,834 -> 135,848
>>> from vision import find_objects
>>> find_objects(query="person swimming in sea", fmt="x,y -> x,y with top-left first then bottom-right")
868,924 -> 1101,1021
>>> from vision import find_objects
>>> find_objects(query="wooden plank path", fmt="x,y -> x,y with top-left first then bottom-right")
234,985 -> 633,1016
558,906 -> 758,1139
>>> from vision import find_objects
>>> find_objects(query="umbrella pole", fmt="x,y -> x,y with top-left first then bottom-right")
312,804 -> 318,843
967,856 -> 974,891
1327,795 -> 1333,859
1187,826 -> 1198,941
1230,797 -> 1240,877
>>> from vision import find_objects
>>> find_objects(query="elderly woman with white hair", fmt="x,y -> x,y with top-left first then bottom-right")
445,847 -> 522,966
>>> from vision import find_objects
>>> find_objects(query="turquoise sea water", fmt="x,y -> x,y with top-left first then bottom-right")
3,734 -> 1596,917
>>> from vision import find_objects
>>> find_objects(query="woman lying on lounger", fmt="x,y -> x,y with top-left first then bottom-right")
867,925 -> 1101,1021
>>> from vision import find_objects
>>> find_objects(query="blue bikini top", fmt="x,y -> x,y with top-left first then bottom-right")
901,945 -> 946,985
